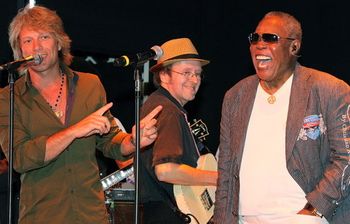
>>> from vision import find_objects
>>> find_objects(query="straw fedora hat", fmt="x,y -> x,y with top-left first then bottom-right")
150,38 -> 209,72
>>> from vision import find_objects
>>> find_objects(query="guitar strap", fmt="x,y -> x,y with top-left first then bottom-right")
154,182 -> 191,224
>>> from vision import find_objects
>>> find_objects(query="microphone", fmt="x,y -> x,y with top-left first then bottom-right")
114,45 -> 163,67
0,55 -> 43,71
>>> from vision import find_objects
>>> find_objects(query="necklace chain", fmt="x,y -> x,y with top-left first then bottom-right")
48,73 -> 65,118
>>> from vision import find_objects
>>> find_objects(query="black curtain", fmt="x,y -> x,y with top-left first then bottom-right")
1,0 -> 349,151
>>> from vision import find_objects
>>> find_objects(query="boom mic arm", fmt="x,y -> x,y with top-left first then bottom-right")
0,55 -> 43,71
114,45 -> 163,67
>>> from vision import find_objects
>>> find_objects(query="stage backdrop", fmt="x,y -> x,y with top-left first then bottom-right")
1,1 -> 349,151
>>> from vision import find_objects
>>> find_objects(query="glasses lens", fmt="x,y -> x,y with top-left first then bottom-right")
262,33 -> 279,43
248,33 -> 259,44
185,72 -> 203,79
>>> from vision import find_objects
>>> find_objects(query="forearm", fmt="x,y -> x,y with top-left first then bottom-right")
97,131 -> 135,162
45,126 -> 77,161
155,162 -> 218,186
120,134 -> 136,156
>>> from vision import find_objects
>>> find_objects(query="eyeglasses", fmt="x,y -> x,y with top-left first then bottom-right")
248,33 -> 295,44
168,69 -> 204,79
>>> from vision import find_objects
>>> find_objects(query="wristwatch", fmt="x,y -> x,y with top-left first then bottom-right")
304,202 -> 324,218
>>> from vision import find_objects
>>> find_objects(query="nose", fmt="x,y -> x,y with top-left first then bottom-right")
189,75 -> 201,83
253,39 -> 267,50
32,39 -> 43,51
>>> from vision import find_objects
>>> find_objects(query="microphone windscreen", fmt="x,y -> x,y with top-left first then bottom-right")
33,54 -> 43,65
151,45 -> 163,60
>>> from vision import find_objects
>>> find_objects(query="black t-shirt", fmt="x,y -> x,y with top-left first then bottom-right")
139,87 -> 199,204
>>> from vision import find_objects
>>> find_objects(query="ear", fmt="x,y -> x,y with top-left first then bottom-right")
290,40 -> 301,55
159,70 -> 170,84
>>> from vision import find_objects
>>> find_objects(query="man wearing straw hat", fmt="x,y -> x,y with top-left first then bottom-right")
139,38 -> 218,223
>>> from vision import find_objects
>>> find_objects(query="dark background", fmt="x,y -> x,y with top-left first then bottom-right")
1,1 -> 349,152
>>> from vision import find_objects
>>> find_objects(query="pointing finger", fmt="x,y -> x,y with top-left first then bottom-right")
94,102 -> 113,116
142,105 -> 162,122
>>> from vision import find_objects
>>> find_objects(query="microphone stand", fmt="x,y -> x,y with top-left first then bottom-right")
1,57 -> 43,224
7,69 -> 16,224
133,62 -> 144,224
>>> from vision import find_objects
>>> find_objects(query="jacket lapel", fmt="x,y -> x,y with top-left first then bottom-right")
235,77 -> 259,166
286,65 -> 311,161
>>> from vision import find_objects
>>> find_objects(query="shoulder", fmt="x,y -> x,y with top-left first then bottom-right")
0,75 -> 26,98
297,65 -> 349,93
72,71 -> 104,89
144,91 -> 177,108
224,74 -> 258,99
74,71 -> 101,82
142,91 -> 180,116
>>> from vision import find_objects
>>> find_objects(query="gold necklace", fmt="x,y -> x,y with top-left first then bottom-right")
267,95 -> 276,104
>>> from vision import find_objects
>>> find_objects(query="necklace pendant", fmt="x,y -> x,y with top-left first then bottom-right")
54,110 -> 64,118
267,95 -> 276,104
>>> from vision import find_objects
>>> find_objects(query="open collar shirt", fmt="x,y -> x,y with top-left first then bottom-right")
0,65 -> 129,224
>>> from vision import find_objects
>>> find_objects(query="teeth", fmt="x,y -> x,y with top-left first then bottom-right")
256,55 -> 271,60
